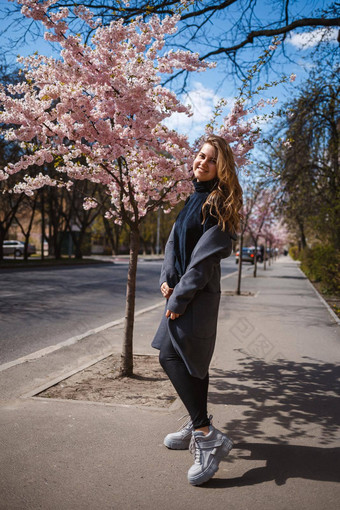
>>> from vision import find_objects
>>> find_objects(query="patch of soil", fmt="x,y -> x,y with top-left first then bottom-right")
38,354 -> 177,408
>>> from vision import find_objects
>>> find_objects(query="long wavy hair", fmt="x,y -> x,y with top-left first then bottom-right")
201,135 -> 243,234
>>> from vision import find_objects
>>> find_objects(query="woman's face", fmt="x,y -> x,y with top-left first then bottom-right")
193,143 -> 217,182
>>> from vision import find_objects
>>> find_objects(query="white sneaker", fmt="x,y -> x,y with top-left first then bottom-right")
163,416 -> 194,450
187,425 -> 233,485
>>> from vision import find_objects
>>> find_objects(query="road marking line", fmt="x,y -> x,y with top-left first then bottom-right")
221,270 -> 239,280
0,300 -> 164,373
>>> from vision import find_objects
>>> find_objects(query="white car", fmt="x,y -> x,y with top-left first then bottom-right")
2,240 -> 36,257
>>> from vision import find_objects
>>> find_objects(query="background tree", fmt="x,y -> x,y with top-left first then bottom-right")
235,179 -> 261,293
138,204 -> 182,255
246,187 -> 278,276
13,192 -> 38,259
66,181 -> 105,259
0,186 -> 24,260
266,62 -> 339,251
0,63 -> 25,259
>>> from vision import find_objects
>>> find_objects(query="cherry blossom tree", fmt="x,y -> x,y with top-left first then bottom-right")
234,181 -> 262,293
0,0 -> 213,376
0,1 -> 289,376
265,219 -> 291,259
261,216 -> 292,268
246,188 -> 278,276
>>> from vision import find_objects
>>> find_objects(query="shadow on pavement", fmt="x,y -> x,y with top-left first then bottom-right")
269,275 -> 307,280
204,443 -> 340,488
209,356 -> 340,445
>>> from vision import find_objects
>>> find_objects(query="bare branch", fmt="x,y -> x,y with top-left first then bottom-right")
202,17 -> 340,58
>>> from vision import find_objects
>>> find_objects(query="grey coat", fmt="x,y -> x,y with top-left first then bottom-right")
152,224 -> 236,379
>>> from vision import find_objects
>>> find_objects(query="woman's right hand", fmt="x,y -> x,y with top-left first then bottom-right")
160,282 -> 173,299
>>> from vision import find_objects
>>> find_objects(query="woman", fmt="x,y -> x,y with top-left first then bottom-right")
152,134 -> 243,486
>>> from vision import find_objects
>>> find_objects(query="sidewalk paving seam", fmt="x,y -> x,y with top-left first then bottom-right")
21,394 -> 183,414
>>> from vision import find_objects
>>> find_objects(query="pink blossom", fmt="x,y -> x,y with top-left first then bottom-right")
1,3 -> 207,219
83,198 -> 98,210
2,1 -> 268,221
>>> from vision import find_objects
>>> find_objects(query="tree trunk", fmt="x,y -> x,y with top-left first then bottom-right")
54,231 -> 62,259
120,226 -> 140,377
0,195 -> 23,261
236,232 -> 243,295
297,219 -> 307,249
253,238 -> 258,278
70,229 -> 85,259
24,195 -> 38,261
0,226 -> 4,261
103,217 -> 120,255
48,215 -> 53,257
156,207 -> 161,255
41,190 -> 45,261
114,225 -> 120,255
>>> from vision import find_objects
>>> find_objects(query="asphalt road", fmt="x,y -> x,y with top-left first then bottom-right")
0,256 -> 237,365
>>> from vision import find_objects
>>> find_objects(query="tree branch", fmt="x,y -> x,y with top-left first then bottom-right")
202,17 -> 340,58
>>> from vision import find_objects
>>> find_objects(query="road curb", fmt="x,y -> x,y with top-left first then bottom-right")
0,300 -> 164,373
297,265 -> 340,326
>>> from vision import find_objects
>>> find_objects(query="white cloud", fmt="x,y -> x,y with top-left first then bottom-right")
288,28 -> 338,49
296,59 -> 317,70
164,82 -> 225,141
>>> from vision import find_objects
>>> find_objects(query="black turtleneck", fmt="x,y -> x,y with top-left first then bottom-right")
173,178 -> 218,279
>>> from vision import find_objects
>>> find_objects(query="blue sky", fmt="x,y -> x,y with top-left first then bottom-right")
160,0 -> 338,141
0,0 -> 338,143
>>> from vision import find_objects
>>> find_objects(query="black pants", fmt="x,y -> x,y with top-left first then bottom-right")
159,334 -> 210,429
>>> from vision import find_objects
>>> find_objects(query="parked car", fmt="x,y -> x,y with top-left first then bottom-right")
249,246 -> 265,262
2,240 -> 36,257
235,247 -> 256,264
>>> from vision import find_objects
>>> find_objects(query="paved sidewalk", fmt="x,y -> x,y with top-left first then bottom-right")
0,257 -> 339,510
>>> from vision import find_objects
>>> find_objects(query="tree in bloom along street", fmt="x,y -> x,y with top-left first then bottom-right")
245,188 -> 279,277
0,0 -> 215,376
